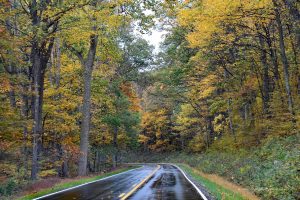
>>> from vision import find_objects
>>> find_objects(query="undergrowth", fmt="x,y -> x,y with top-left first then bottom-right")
124,134 -> 300,200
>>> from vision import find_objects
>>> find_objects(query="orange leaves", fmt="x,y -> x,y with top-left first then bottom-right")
120,82 -> 141,112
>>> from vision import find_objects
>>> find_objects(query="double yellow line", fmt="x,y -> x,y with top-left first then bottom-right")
120,165 -> 160,200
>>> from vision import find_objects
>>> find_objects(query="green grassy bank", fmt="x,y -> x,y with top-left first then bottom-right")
124,133 -> 299,199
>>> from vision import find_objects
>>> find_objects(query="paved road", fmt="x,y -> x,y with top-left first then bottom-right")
38,164 -> 204,200
128,164 -> 203,200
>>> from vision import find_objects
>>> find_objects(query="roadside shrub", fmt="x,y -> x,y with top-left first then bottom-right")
163,134 -> 300,200
124,134 -> 299,199
0,179 -> 17,196
39,169 -> 57,178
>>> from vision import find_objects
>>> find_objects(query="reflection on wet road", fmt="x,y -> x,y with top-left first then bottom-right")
39,165 -> 156,200
38,164 -> 203,200
129,165 -> 203,200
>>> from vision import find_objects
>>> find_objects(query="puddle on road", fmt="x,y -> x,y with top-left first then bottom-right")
152,173 -> 176,188
130,164 -> 203,200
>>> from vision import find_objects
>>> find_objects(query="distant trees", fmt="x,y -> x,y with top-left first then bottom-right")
140,0 -> 299,152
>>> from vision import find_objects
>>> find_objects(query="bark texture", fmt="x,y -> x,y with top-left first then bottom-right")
273,1 -> 295,115
78,34 -> 98,176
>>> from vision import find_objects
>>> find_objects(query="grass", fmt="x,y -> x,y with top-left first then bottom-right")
18,166 -> 139,200
178,164 -> 246,200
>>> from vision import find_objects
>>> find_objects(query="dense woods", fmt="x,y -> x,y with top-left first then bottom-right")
0,0 -> 299,199
140,0 -> 300,152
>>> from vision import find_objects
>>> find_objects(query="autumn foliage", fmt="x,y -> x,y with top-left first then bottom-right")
0,0 -> 299,199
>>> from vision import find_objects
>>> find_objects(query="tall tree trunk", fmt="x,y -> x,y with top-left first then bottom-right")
78,34 -> 98,176
55,38 -> 61,88
273,1 -> 295,115
112,126 -> 118,169
206,116 -> 214,147
8,87 -> 16,107
287,24 -> 300,96
30,34 -> 54,181
6,63 -> 17,107
227,98 -> 236,142
29,0 -> 44,180
298,75 -> 300,95
282,0 -> 300,47
264,25 -> 281,85
31,43 -> 46,180
62,160 -> 69,177
56,144 -> 69,177
252,59 -> 267,111
21,82 -> 29,177
257,29 -> 270,114
282,0 -> 300,21
15,0 -> 58,180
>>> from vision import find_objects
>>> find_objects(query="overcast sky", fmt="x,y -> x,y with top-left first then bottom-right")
141,28 -> 168,53
136,9 -> 169,54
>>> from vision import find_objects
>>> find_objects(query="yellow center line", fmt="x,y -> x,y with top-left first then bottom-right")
119,193 -> 125,198
120,165 -> 160,200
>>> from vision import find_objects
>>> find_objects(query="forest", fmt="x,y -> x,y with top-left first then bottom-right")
0,0 -> 299,199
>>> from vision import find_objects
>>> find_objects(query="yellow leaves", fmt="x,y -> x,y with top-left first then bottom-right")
177,8 -> 199,27
178,0 -> 273,47
42,53 -> 83,137
39,169 -> 57,178
213,114 -> 226,133
90,126 -> 112,145
188,134 -> 206,152
61,0 -> 127,47
142,109 -> 168,128
175,104 -> 198,128
95,63 -> 115,77
178,0 -> 231,46
237,75 -> 259,98
0,163 -> 17,177
241,0 -> 273,10
0,76 -> 10,93
141,112 -> 151,126
138,134 -> 150,144
140,108 -> 172,151
188,74 -> 217,100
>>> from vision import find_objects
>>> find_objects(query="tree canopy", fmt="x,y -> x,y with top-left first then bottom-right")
0,0 -> 299,199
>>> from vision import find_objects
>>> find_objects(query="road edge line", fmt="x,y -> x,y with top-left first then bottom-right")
33,166 -> 143,200
171,164 -> 208,200
120,165 -> 160,200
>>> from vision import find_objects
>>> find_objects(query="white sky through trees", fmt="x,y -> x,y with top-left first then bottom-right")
142,28 -> 167,53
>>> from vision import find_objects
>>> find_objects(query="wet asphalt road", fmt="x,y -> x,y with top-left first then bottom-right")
38,164 -> 203,200
128,165 -> 203,200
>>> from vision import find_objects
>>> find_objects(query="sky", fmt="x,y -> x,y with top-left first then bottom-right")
141,28 -> 168,53
136,9 -> 169,54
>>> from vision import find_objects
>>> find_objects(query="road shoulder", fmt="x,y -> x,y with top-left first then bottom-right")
178,164 -> 260,200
